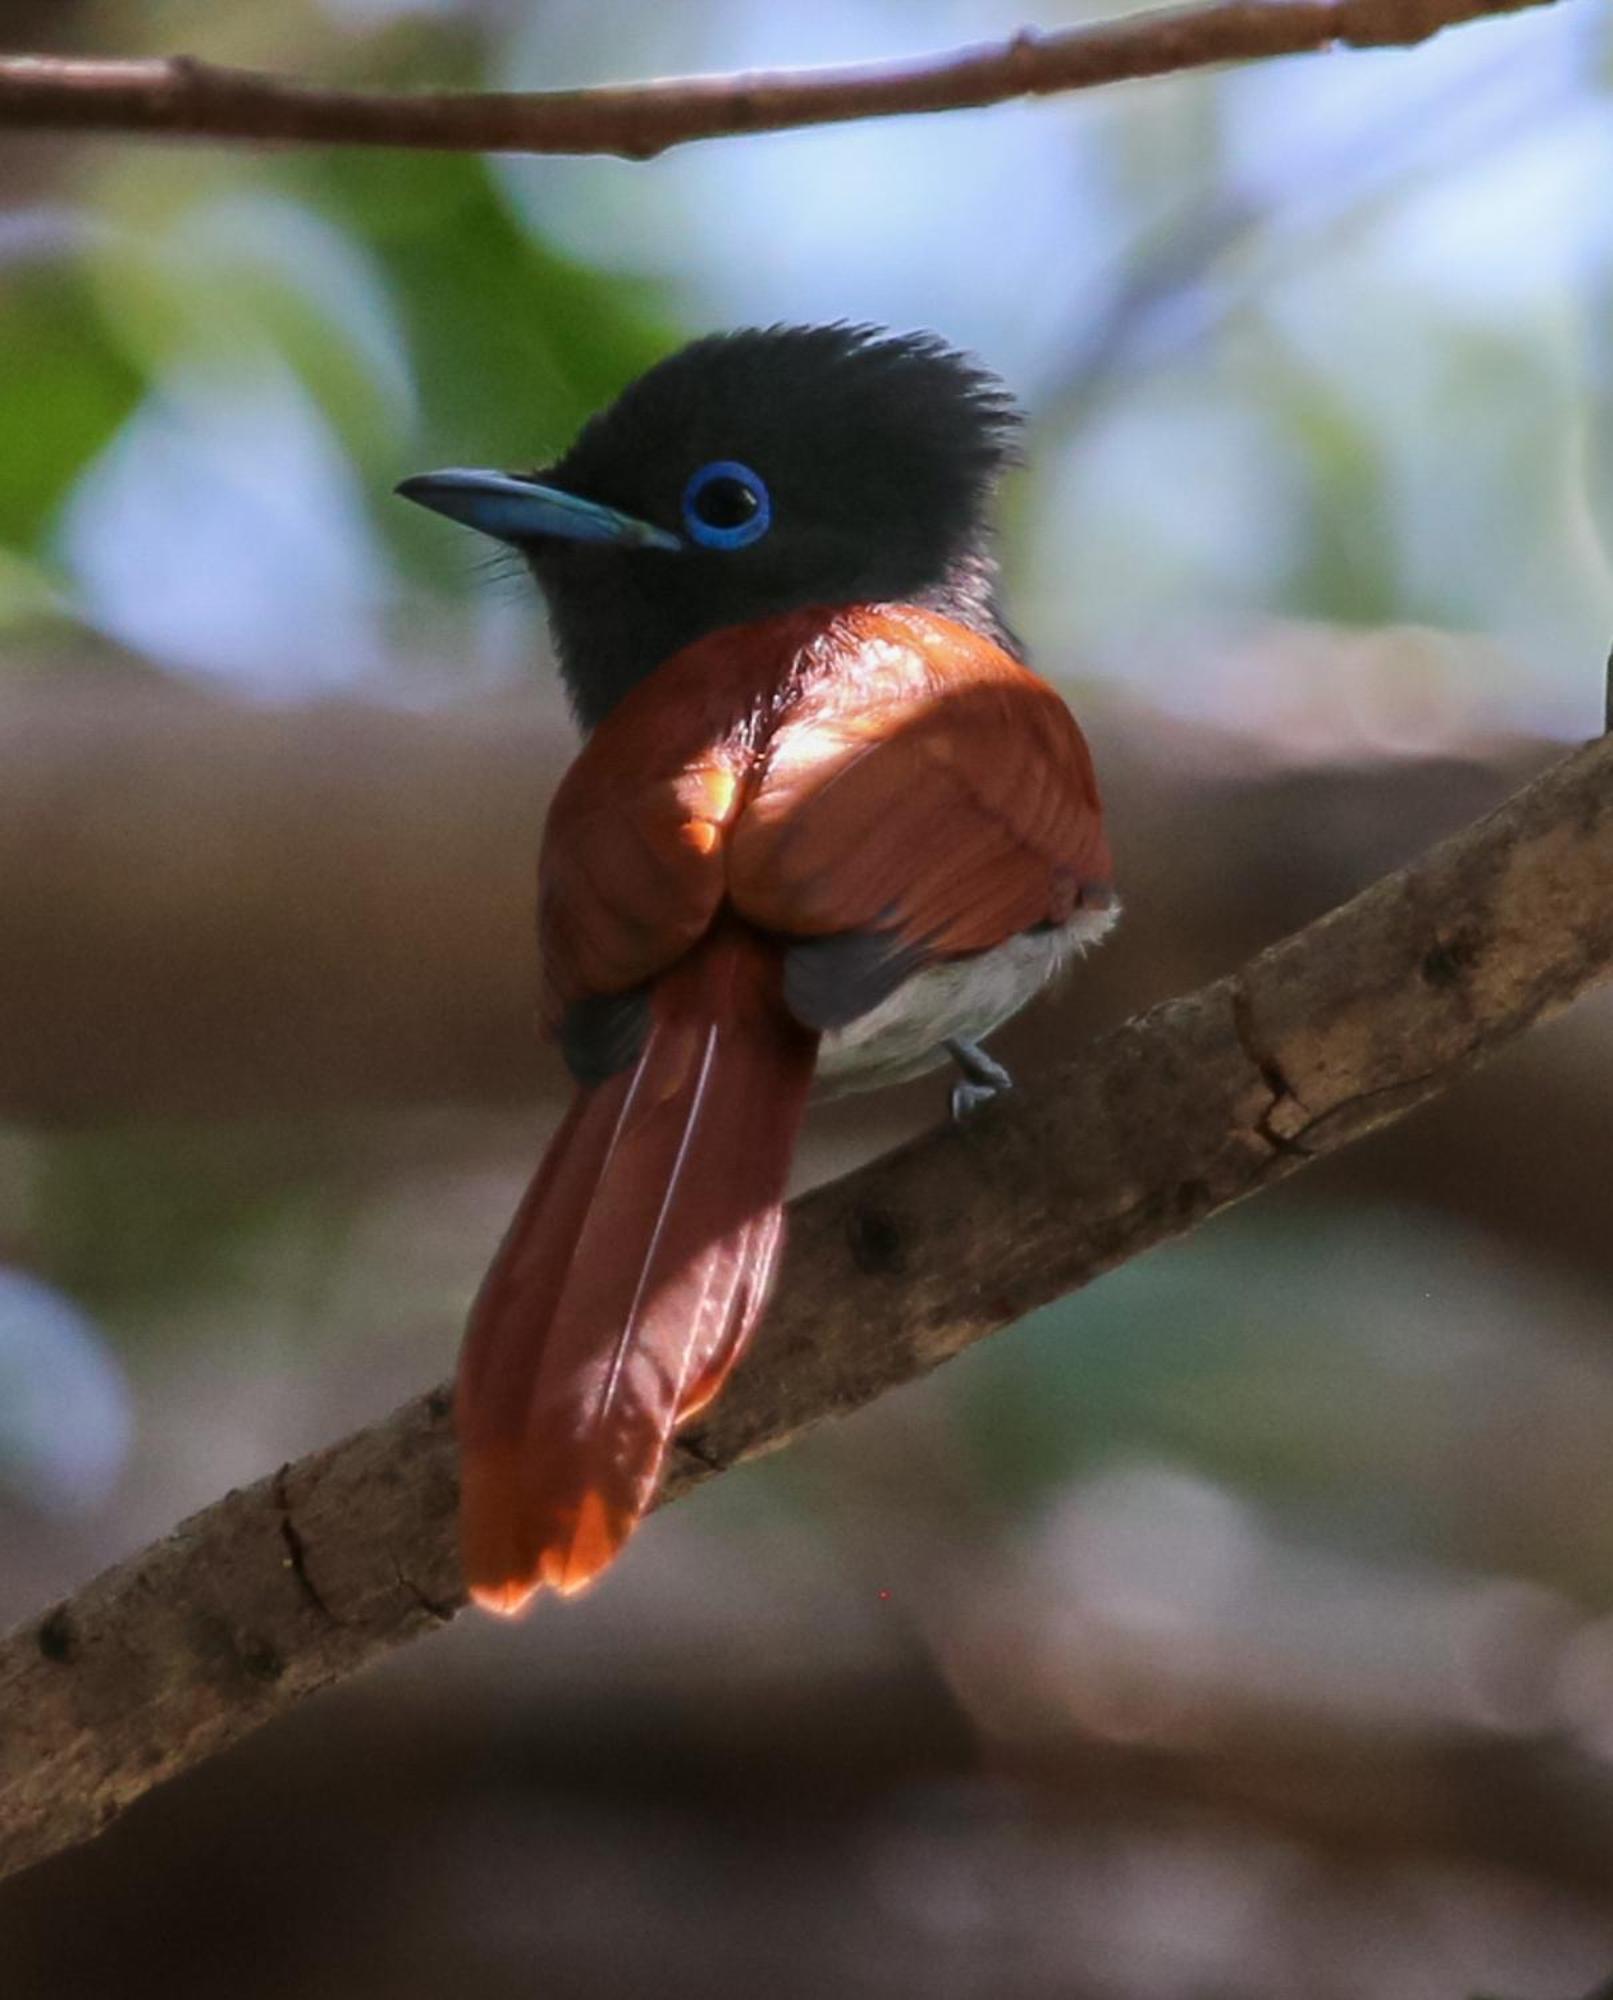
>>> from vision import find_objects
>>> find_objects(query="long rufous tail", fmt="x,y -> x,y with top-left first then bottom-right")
455,925 -> 818,1615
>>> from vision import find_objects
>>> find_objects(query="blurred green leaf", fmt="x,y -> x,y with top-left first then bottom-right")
29,1121 -> 349,1338
0,264 -> 145,550
951,1202 -> 1613,1596
1255,343 -> 1403,626
311,150 -> 676,488
83,194 -> 414,472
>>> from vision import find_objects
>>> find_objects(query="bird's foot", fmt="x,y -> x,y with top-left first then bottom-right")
946,1037 -> 1014,1122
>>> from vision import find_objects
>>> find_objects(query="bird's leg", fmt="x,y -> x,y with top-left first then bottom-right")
946,1036 -> 1014,1122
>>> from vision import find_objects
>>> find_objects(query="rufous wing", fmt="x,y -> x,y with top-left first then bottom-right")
726,606 -> 1112,966
537,750 -> 737,1033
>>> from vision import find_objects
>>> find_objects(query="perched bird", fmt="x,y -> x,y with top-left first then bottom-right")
399,324 -> 1115,1615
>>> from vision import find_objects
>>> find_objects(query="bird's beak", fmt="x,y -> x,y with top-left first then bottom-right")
395,468 -> 681,552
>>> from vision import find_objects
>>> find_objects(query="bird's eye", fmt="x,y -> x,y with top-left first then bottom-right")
681,460 -> 772,550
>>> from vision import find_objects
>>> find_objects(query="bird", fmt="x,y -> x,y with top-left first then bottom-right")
398,323 -> 1116,1615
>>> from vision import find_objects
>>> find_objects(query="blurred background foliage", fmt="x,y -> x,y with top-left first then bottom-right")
3,0 -> 1613,1994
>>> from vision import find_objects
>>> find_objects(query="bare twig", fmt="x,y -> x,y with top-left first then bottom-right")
2,725 -> 1611,1881
0,0 -> 1554,160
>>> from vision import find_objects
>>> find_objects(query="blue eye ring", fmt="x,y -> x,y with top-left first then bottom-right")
681,460 -> 772,550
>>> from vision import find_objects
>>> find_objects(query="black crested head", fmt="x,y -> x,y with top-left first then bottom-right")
406,324 -> 1022,730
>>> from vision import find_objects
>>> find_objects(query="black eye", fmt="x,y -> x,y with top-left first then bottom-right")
681,460 -> 772,549
694,479 -> 758,531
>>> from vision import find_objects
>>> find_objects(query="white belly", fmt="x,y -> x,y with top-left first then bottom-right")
814,903 -> 1118,1096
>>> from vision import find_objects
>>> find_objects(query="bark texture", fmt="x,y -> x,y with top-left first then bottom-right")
2,727 -> 1611,1882
0,0 -> 1552,160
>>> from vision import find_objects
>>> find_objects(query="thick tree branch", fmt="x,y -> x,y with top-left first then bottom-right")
0,0 -> 1553,160
3,725 -> 1612,1883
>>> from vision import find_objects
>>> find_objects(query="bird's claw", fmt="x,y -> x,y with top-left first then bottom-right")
950,1078 -> 1006,1121
945,1037 -> 1014,1123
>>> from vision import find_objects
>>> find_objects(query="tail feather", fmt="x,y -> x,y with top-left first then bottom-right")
675,1205 -> 785,1422
456,926 -> 817,1614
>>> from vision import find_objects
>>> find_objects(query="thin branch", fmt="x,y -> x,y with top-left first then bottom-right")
0,0 -> 1555,160
2,725 -> 1611,1881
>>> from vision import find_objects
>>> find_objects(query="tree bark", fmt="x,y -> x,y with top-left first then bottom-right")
0,0 -> 1554,160
2,726 -> 1611,1884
